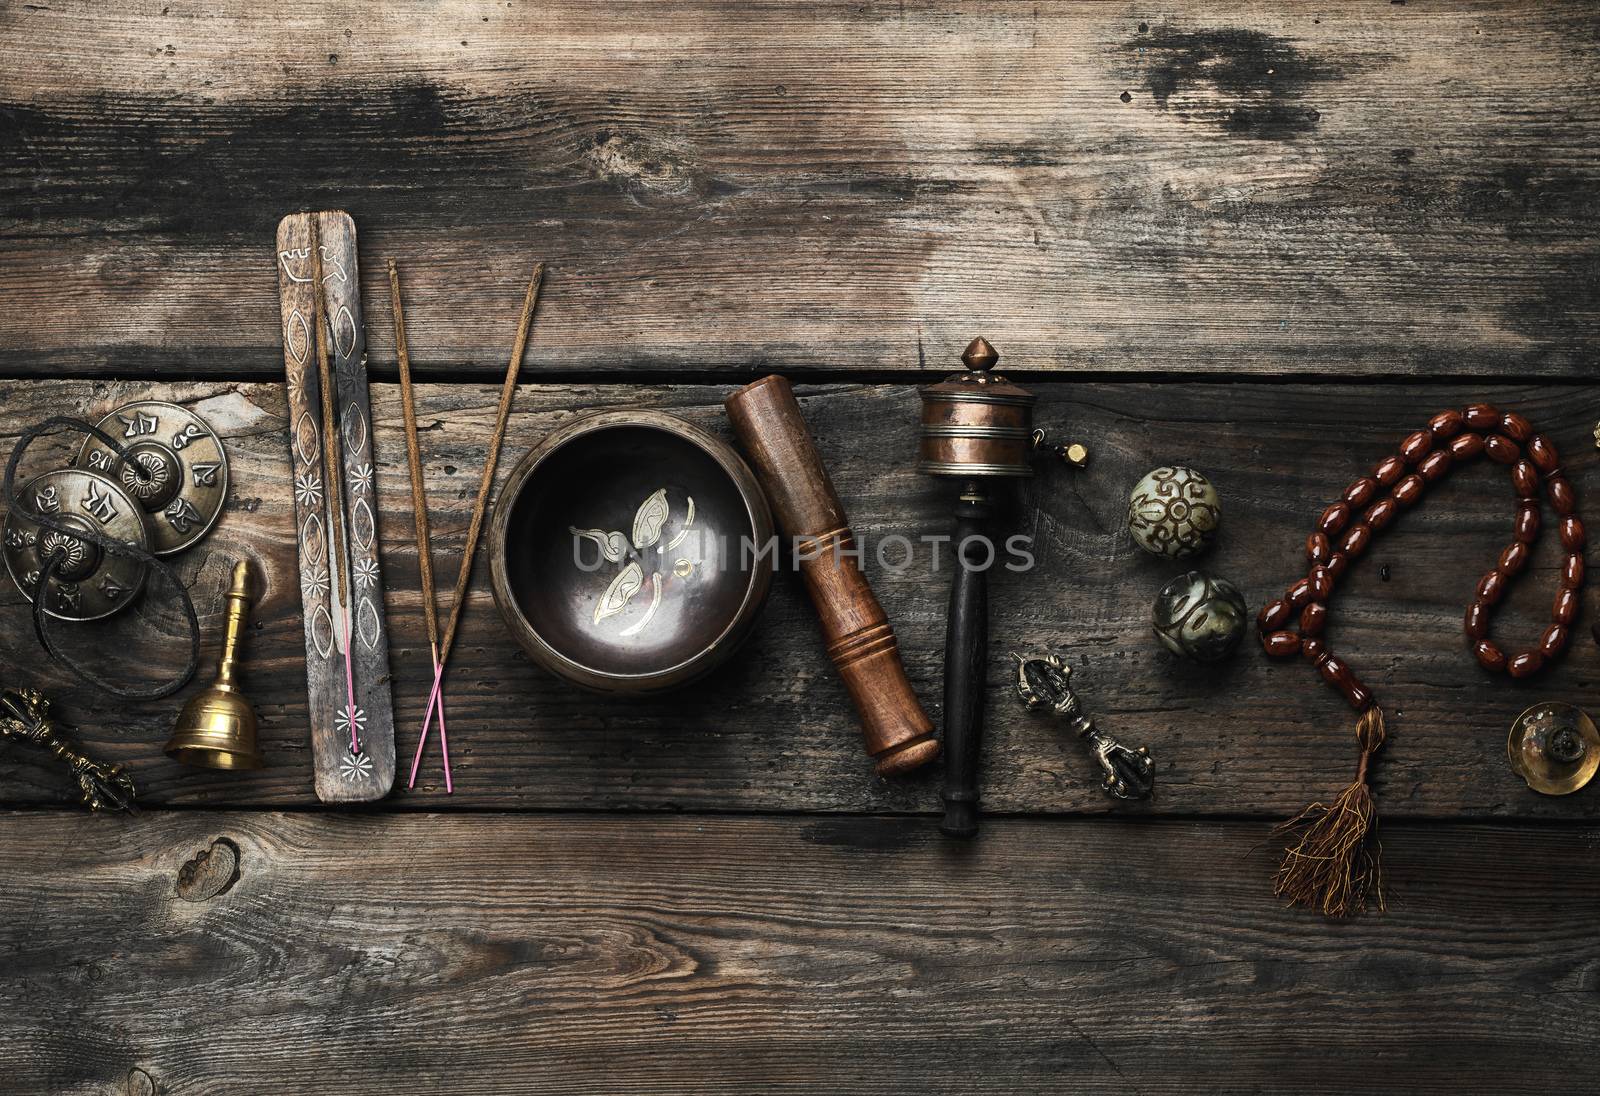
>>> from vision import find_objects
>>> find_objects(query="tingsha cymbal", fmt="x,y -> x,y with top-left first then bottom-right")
78,400 -> 228,556
2,468 -> 148,621
1507,701 -> 1600,796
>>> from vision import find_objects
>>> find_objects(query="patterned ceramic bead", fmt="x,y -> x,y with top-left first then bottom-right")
1127,466 -> 1221,559
1151,571 -> 1248,662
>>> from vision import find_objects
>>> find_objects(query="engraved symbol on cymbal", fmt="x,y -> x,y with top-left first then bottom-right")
171,422 -> 204,451
119,410 -> 159,439
164,497 -> 202,534
81,480 -> 118,525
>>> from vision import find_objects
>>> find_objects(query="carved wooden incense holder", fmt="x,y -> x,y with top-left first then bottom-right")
274,211 -> 396,802
725,375 -> 938,777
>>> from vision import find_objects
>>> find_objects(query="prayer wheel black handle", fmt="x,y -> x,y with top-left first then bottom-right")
940,488 -> 992,837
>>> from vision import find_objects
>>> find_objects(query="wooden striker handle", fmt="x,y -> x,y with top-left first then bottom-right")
725,376 -> 939,776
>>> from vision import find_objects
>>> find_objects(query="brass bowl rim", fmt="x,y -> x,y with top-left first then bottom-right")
489,408 -> 775,693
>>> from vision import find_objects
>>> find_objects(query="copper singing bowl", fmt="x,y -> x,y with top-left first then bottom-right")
490,410 -> 774,693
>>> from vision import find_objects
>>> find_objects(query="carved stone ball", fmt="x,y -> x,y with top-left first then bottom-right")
1127,465 -> 1220,558
1152,571 -> 1247,662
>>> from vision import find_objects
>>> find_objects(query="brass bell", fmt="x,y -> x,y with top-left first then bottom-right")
1507,701 -> 1599,796
166,559 -> 264,770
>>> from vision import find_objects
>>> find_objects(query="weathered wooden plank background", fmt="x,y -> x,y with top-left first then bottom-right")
3,1 -> 1599,378
3,812 -> 1598,1096
2,1 -> 1599,1093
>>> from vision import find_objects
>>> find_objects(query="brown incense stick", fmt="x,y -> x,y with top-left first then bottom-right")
410,261 -> 544,788
308,218 -> 351,621
308,215 -> 361,755
387,259 -> 441,651
439,261 -> 544,664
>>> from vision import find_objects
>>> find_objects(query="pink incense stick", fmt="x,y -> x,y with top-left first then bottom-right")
410,657 -> 448,790
342,614 -> 359,753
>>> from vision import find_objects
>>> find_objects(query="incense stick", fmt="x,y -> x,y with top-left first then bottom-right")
388,259 -> 453,793
308,215 -> 360,754
408,261 -> 545,788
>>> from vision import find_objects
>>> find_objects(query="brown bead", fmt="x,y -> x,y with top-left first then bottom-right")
1286,577 -> 1314,609
1447,432 -> 1485,461
1300,601 -> 1328,636
1318,501 -> 1352,538
1308,566 -> 1332,600
1372,455 -> 1406,487
1342,678 -> 1374,712
1339,524 -> 1371,558
1463,403 -> 1501,430
1526,434 -> 1560,474
1305,532 -> 1331,565
1476,569 -> 1506,605
1258,598 -> 1292,631
1464,600 -> 1490,640
1262,630 -> 1301,657
1554,586 -> 1579,625
1417,449 -> 1451,483
1317,653 -> 1352,690
1549,476 -> 1576,517
1507,651 -> 1544,679
1300,635 -> 1326,663
1343,477 -> 1379,509
1560,516 -> 1586,551
1392,474 -> 1425,506
1484,434 -> 1519,464
1364,496 -> 1398,531
1498,411 -> 1532,442
1399,430 -> 1433,464
1324,552 -> 1349,580
1474,639 -> 1507,672
1511,460 -> 1538,499
1563,552 -> 1585,589
1498,541 -> 1529,577
1514,502 -> 1540,544
1427,409 -> 1464,440
1539,624 -> 1568,659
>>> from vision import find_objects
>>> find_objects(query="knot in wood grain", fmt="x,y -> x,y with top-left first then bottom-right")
583,130 -> 708,205
175,836 -> 241,902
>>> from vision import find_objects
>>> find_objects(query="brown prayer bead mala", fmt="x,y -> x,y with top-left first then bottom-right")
1258,405 -> 1584,918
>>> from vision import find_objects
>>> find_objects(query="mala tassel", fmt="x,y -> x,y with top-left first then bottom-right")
1274,706 -> 1387,918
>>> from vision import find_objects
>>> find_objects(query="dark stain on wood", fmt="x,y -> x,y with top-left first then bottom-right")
800,817 -> 923,852
1126,25 -> 1346,139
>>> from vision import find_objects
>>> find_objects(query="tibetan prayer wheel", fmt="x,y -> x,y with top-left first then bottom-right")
919,337 -> 1085,837
918,337 -> 1038,478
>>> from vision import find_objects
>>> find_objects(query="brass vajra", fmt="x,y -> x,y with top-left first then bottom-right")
1014,652 -> 1155,801
0,686 -> 136,811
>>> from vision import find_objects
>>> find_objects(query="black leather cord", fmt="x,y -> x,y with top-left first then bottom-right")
6,416 -> 200,699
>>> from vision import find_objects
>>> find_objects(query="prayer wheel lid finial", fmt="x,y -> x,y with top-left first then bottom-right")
962,336 -> 999,371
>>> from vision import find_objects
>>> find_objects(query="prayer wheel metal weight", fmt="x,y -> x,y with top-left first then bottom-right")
918,337 -> 1087,837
